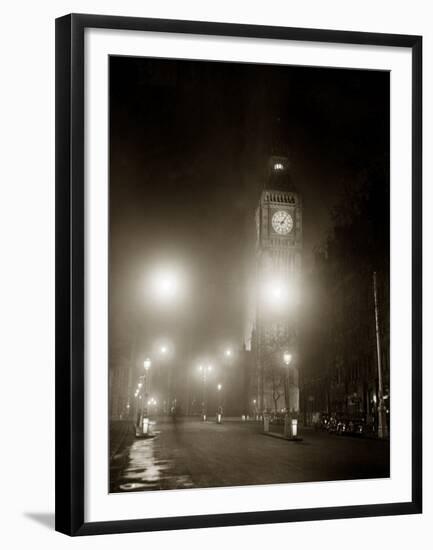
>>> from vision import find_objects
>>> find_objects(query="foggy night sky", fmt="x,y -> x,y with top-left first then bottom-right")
109,56 -> 389,367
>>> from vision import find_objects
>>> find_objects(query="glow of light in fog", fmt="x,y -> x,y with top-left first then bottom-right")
261,276 -> 301,311
198,364 -> 212,375
148,266 -> 184,305
283,352 -> 292,366
217,383 -> 222,391
143,358 -> 151,370
156,273 -> 177,298
153,339 -> 174,360
225,349 -> 232,357
262,279 -> 288,306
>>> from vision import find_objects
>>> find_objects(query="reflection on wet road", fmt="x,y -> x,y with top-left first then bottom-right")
112,425 -> 195,492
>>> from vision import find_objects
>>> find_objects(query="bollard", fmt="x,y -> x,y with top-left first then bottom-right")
217,413 -> 222,424
202,414 -> 207,422
241,414 -> 246,421
291,418 -> 298,438
263,414 -> 270,433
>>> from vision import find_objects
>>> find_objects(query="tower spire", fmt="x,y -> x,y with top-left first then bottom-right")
271,116 -> 287,157
265,115 -> 294,191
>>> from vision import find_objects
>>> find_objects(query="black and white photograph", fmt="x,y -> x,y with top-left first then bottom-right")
108,56 -> 391,493
0,0 -> 429,545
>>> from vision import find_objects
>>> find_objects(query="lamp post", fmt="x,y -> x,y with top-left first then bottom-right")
222,348 -> 233,413
217,383 -> 222,408
157,344 -> 172,414
198,365 -> 212,421
142,357 -> 151,418
283,351 -> 299,439
373,272 -> 388,439
216,383 -> 223,423
147,397 -> 157,415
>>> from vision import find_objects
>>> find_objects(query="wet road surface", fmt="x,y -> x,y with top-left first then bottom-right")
110,418 -> 390,493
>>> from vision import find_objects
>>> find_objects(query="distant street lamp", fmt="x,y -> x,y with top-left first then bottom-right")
282,351 -> 299,439
142,358 -> 152,417
147,397 -> 158,415
216,383 -> 223,424
198,364 -> 212,420
225,349 -> 232,358
154,342 -> 173,413
217,383 -> 223,412
283,352 -> 292,366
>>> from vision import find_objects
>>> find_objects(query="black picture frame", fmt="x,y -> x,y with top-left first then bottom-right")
55,13 -> 422,536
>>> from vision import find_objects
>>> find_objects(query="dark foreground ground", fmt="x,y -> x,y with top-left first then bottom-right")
110,417 -> 390,492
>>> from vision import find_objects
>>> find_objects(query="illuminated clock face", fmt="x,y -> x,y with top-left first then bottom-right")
272,210 -> 293,235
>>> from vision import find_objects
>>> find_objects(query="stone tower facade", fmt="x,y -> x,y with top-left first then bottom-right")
253,155 -> 302,414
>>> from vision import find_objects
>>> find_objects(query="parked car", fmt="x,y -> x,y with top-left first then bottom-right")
336,415 -> 366,436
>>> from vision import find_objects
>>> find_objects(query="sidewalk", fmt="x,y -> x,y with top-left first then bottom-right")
110,419 -> 135,459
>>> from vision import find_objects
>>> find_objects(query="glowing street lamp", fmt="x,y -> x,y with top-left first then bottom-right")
283,352 -> 292,366
198,364 -> 213,420
225,349 -> 232,358
217,383 -> 222,391
261,275 -> 301,312
282,351 -> 300,439
155,272 -> 177,299
261,279 -> 288,310
148,267 -> 185,307
139,357 -> 152,422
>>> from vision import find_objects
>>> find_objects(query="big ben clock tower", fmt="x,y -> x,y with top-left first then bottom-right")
253,154 -> 302,414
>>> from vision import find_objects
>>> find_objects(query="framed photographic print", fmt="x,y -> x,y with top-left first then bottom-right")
55,13 -> 422,536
